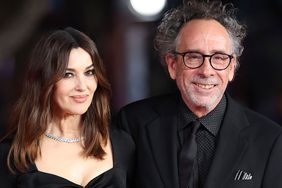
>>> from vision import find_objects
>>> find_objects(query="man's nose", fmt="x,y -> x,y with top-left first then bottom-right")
197,57 -> 215,76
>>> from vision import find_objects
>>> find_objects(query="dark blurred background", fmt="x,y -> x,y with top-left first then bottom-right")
0,0 -> 282,133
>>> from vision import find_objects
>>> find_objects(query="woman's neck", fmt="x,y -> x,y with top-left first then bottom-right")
47,114 -> 82,138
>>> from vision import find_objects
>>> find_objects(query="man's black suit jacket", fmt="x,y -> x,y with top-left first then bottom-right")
116,93 -> 282,188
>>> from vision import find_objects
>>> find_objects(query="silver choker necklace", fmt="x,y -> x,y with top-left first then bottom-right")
44,133 -> 81,143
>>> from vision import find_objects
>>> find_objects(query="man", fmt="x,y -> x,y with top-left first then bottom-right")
116,1 -> 282,187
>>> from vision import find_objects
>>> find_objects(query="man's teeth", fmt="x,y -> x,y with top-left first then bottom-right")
196,83 -> 215,89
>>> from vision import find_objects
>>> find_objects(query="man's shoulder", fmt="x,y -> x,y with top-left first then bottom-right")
244,107 -> 281,132
110,126 -> 135,151
228,95 -> 282,135
121,92 -> 179,113
110,126 -> 135,164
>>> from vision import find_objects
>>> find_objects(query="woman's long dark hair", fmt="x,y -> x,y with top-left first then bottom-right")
4,27 -> 111,172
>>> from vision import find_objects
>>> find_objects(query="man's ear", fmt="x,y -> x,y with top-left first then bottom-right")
228,56 -> 236,82
165,53 -> 177,80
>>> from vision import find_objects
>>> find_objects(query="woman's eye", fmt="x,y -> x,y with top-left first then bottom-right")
85,69 -> 95,76
64,72 -> 73,78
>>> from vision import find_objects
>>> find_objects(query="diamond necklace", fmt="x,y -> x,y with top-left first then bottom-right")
44,133 -> 81,143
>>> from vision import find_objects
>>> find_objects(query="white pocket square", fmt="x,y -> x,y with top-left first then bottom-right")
234,169 -> 252,181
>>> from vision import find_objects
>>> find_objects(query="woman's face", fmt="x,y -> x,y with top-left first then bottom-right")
53,47 -> 97,116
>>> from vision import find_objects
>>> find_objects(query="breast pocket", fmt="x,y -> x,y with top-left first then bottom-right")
228,180 -> 256,188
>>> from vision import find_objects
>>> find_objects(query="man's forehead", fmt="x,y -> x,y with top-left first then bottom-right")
176,19 -> 232,52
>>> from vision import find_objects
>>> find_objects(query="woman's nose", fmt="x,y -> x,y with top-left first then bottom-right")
75,76 -> 87,91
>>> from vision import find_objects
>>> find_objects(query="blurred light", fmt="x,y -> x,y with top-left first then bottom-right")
129,0 -> 166,21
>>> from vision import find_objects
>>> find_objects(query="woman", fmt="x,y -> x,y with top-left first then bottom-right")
0,27 -> 134,187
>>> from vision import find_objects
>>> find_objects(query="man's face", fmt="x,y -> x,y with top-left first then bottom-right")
166,19 -> 236,117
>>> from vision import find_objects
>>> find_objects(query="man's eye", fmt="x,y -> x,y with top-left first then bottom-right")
191,56 -> 201,59
213,55 -> 228,60
187,54 -> 202,60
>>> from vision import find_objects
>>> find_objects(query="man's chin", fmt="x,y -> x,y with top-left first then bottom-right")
191,96 -> 219,110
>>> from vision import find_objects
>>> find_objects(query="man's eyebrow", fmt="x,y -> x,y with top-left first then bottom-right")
209,49 -> 231,54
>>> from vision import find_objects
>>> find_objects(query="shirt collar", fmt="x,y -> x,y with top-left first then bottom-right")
178,95 -> 226,136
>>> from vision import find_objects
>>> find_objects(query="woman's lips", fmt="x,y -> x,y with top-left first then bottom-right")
71,95 -> 88,103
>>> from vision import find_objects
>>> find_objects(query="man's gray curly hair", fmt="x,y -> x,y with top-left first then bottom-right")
154,0 -> 247,72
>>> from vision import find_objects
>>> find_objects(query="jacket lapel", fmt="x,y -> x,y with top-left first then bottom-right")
204,95 -> 250,188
